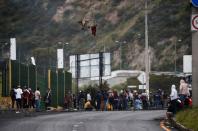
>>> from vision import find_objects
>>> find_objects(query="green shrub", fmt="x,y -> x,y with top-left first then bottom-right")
176,107 -> 198,131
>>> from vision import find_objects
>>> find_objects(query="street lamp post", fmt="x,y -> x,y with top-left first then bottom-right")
145,0 -> 150,99
115,40 -> 127,70
174,40 -> 176,73
33,52 -> 38,89
174,39 -> 182,73
56,69 -> 59,107
18,43 -> 21,86
27,59 -> 30,88
58,42 -> 69,97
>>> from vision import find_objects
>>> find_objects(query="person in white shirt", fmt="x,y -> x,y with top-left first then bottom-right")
87,93 -> 91,101
14,85 -> 23,113
170,85 -> 178,115
35,87 -> 41,111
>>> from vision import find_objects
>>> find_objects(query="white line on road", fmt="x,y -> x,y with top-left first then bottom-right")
73,125 -> 79,128
79,122 -> 84,124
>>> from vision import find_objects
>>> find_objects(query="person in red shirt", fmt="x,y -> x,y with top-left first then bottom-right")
23,87 -> 30,108
28,88 -> 34,108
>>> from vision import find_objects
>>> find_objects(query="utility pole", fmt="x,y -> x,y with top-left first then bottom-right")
120,43 -> 122,70
63,43 -> 66,97
56,44 -> 58,107
174,40 -> 177,73
145,0 -> 150,98
58,42 -> 69,96
18,45 -> 21,86
56,69 -> 59,107
75,54 -> 80,109
99,52 -> 104,90
191,1 -> 198,106
27,61 -> 29,88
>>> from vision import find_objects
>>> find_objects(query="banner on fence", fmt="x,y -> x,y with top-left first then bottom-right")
57,49 -> 63,69
10,38 -> 16,60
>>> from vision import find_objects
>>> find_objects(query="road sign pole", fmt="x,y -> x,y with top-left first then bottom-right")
192,4 -> 198,106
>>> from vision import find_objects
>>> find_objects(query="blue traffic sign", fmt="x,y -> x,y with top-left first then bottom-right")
192,0 -> 198,8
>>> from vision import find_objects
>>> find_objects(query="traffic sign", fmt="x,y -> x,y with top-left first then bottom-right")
191,14 -> 198,31
192,0 -> 198,8
139,85 -> 146,90
137,72 -> 146,84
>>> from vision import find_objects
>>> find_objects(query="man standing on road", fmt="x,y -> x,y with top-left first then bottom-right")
35,87 -> 41,112
14,85 -> 23,113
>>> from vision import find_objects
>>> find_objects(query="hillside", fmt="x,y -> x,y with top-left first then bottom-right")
0,0 -> 191,72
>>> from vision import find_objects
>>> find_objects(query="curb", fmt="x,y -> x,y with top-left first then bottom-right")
160,120 -> 171,131
169,117 -> 193,131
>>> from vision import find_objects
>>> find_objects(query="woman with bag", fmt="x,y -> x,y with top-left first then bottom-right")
44,88 -> 51,110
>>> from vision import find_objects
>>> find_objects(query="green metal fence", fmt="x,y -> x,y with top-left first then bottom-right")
11,60 -> 19,88
36,66 -> 48,109
0,60 -> 8,96
29,64 -> 36,91
58,70 -> 64,106
50,70 -> 57,107
49,69 -> 72,107
0,60 -> 72,108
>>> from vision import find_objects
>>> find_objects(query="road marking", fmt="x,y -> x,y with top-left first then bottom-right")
160,120 -> 171,131
72,124 -> 79,131
73,125 -> 79,128
79,122 -> 84,124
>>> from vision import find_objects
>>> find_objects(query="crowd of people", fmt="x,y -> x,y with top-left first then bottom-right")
9,77 -> 192,114
10,85 -> 51,113
9,87 -> 169,112
64,79 -> 192,112
64,89 -> 168,111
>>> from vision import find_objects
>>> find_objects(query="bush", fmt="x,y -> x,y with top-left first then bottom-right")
149,74 -> 181,94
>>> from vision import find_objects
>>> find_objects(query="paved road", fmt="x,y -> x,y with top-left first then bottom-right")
0,110 -> 168,131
